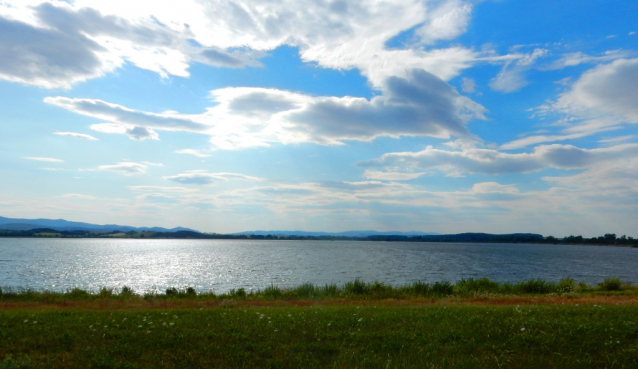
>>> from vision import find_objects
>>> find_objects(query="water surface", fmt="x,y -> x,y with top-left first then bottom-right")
1,238 -> 637,293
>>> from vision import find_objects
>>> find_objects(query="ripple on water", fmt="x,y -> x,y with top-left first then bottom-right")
1,238 -> 637,293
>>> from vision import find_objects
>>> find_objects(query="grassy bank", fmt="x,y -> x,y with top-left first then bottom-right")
1,277 -> 636,304
2,302 -> 638,368
1,279 -> 638,368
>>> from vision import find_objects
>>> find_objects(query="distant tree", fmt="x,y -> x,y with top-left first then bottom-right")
604,233 -> 617,243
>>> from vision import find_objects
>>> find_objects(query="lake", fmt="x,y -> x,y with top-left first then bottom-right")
1,238 -> 637,293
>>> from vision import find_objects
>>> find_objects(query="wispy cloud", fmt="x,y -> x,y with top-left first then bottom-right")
362,170 -> 426,181
164,171 -> 263,185
46,69 -> 487,150
23,157 -> 64,162
128,186 -> 198,193
174,149 -> 211,158
54,131 -> 98,140
358,143 -> 638,176
98,162 -> 148,175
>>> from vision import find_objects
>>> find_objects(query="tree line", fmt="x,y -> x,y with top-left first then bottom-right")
1,228 -> 636,246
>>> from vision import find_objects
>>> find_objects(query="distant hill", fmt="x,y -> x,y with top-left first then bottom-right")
0,216 -> 197,233
232,230 -> 440,237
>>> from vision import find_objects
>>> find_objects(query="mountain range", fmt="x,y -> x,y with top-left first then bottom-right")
0,216 -> 196,233
0,216 -> 442,237
232,230 -> 440,237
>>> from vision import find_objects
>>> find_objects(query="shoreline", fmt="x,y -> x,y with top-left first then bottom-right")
2,235 -> 637,248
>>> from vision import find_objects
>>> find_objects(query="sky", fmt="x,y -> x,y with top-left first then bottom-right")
1,0 -> 637,236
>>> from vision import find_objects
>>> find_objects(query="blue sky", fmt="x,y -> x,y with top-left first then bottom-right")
1,0 -> 637,236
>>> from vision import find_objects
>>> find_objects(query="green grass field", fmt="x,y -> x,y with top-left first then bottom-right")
2,304 -> 638,368
2,278 -> 638,368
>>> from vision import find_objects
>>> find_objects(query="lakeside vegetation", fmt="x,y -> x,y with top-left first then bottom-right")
1,228 -> 637,246
2,278 -> 638,368
1,277 -> 636,303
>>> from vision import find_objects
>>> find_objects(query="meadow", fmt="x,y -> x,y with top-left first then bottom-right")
1,278 -> 638,368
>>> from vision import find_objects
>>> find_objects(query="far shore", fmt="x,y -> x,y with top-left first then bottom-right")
1,228 -> 637,247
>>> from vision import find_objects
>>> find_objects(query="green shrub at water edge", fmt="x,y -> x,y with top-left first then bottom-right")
456,277 -> 500,295
293,282 -> 317,298
600,277 -> 623,291
263,284 -> 283,299
2,277 -> 635,302
344,278 -> 368,295
431,281 -> 454,296
558,277 -> 576,292
514,278 -> 554,294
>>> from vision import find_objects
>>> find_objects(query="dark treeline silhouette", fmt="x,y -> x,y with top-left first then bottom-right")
1,228 -> 636,246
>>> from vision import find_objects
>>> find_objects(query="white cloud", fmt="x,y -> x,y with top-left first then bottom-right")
47,69 -> 487,149
517,58 -> 638,147
89,123 -> 157,140
471,182 -> 519,194
61,193 -> 98,200
461,77 -> 475,93
136,193 -> 179,204
598,135 -> 635,143
544,50 -> 633,70
499,128 -> 618,150
490,48 -> 547,93
416,0 -> 472,45
128,185 -> 197,193
362,170 -> 426,181
357,143 -> 638,175
0,0 -> 517,91
45,97 -> 208,131
550,58 -> 638,126
54,131 -> 98,140
164,171 -> 263,185
0,1 -> 260,88
98,161 -> 148,175
23,156 -> 64,162
174,149 -> 211,158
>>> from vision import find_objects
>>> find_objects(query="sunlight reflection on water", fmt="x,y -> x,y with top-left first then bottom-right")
1,238 -> 637,293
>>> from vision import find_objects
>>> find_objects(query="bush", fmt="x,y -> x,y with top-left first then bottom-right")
599,277 -> 622,291
515,279 -> 554,294
456,277 -> 500,294
411,281 -> 430,296
344,279 -> 368,295
98,288 -> 114,299
319,284 -> 338,297
293,283 -> 316,298
64,288 -> 91,300
263,285 -> 283,299
432,281 -> 453,296
119,286 -> 134,298
166,287 -> 178,296
232,288 -> 246,298
558,278 -> 576,293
